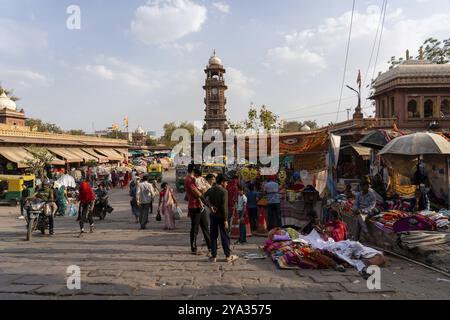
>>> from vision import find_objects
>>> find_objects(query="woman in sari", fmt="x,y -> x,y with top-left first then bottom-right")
56,185 -> 68,216
158,182 -> 178,230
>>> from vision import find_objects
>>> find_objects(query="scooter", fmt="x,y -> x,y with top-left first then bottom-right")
92,192 -> 113,220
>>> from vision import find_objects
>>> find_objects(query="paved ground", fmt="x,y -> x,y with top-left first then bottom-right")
0,170 -> 449,300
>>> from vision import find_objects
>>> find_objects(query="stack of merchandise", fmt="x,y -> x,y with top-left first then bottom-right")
417,210 -> 450,230
263,228 -> 386,273
372,210 -> 410,232
263,228 -> 345,270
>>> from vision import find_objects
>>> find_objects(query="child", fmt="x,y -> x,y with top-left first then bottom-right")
237,186 -> 248,244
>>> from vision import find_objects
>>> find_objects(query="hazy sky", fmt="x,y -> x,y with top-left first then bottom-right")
1,0 -> 449,135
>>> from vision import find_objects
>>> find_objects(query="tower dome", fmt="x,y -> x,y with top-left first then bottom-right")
0,92 -> 17,111
300,124 -> 311,132
135,126 -> 145,134
208,50 -> 223,66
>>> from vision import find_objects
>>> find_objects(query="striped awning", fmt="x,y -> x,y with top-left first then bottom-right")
48,148 -> 83,163
68,148 -> 99,162
0,147 -> 34,168
81,149 -> 109,163
94,148 -> 124,161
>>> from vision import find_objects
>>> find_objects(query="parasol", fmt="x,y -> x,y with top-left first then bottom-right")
116,166 -> 132,173
56,174 -> 76,188
134,166 -> 147,174
379,132 -> 450,156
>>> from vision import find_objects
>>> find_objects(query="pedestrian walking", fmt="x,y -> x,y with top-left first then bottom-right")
158,182 -> 178,230
129,177 -> 140,223
56,185 -> 68,216
185,164 -> 211,255
78,179 -> 95,234
204,174 -> 238,263
226,175 -> 239,232
136,175 -> 157,230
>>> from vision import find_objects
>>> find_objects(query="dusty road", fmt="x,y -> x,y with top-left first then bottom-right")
0,170 -> 449,300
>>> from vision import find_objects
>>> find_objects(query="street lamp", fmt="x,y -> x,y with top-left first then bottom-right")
346,85 -> 362,117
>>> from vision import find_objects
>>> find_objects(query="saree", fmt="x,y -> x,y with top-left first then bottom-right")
161,188 -> 175,229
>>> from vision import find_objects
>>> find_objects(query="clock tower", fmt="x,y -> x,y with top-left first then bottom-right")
203,51 -> 228,133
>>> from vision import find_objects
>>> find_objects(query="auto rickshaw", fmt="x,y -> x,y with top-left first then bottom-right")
201,163 -> 226,178
175,165 -> 188,192
147,163 -> 163,182
0,174 -> 36,206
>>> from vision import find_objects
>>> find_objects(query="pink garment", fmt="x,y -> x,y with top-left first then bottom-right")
160,188 -> 176,229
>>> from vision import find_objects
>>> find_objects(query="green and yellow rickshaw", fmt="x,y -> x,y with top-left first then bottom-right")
147,163 -> 163,182
175,165 -> 188,192
0,174 -> 36,206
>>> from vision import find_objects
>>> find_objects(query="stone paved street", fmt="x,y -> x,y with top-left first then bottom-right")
0,170 -> 449,300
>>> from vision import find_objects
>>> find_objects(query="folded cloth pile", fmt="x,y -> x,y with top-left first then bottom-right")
372,210 -> 410,231
264,229 -> 346,270
418,210 -> 450,230
399,231 -> 450,249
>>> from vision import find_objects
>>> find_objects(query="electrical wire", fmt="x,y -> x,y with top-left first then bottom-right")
278,96 -> 354,116
336,0 -> 356,123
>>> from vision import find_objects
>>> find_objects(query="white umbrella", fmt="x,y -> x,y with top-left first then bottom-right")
380,132 -> 450,156
56,174 -> 77,188
134,166 -> 147,174
116,166 -> 132,173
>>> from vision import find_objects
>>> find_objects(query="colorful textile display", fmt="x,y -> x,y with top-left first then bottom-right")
263,228 -> 384,272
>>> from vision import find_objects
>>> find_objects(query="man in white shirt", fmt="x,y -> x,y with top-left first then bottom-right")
263,176 -> 281,231
237,186 -> 248,243
136,175 -> 157,230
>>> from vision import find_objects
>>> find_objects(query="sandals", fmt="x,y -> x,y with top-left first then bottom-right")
226,255 -> 239,263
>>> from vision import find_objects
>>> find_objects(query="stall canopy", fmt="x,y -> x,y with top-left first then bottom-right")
358,129 -> 408,150
48,148 -> 83,163
81,149 -> 109,163
114,148 -> 129,157
68,148 -> 99,162
0,147 -> 34,168
94,148 -> 124,161
350,143 -> 371,160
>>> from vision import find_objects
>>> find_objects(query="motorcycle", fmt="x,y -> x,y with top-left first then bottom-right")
24,198 -> 52,241
92,191 -> 113,220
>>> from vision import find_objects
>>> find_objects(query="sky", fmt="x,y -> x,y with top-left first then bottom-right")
1,0 -> 450,135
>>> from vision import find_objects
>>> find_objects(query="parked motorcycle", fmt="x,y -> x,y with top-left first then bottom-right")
24,198 -> 52,241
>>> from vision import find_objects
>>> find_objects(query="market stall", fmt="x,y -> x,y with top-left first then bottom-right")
335,132 -> 450,273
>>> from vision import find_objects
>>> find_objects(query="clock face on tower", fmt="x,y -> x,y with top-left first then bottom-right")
211,88 -> 218,95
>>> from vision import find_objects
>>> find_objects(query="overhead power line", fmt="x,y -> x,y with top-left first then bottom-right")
336,0 -> 356,123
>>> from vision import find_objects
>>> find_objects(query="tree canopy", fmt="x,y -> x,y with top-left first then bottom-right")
389,37 -> 450,69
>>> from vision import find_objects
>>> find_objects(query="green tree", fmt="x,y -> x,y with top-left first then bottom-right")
281,121 -> 301,133
389,37 -> 450,68
145,137 -> 158,146
244,107 -> 259,130
0,85 -> 20,102
419,38 -> 450,64
67,129 -> 86,136
25,146 -> 54,180
25,118 -> 63,134
162,121 -> 197,147
259,105 -> 279,131
105,131 -> 128,140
